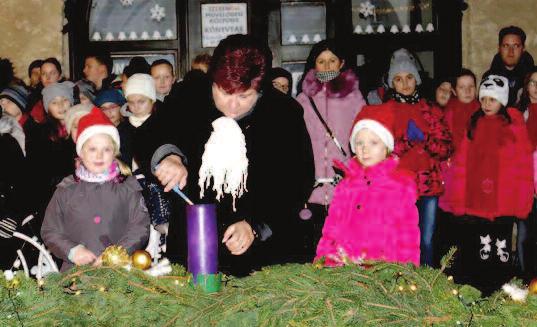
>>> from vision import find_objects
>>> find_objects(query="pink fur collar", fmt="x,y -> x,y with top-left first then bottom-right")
301,69 -> 359,98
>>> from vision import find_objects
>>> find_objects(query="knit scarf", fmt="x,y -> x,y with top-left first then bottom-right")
465,115 -> 512,214
129,114 -> 151,128
526,103 -> 537,148
75,160 -> 120,183
315,71 -> 340,83
391,90 -> 421,104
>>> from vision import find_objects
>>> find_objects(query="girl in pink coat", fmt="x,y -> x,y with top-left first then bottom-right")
315,106 -> 420,266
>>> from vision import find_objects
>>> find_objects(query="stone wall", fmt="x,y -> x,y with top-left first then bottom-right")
0,0 -> 64,84
462,0 -> 537,80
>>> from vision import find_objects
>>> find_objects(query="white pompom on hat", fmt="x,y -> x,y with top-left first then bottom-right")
124,73 -> 156,102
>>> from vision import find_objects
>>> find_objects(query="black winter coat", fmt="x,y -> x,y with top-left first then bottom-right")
151,77 -> 315,275
31,123 -> 76,214
0,129 -> 39,270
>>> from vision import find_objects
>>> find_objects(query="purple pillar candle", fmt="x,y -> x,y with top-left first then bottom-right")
186,204 -> 218,281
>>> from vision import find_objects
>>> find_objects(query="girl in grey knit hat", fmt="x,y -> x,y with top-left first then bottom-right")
42,81 -> 75,126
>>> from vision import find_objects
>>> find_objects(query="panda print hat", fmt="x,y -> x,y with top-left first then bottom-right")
479,74 -> 509,107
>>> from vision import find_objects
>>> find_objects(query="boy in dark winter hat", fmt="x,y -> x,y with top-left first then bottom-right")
0,84 -> 30,123
94,89 -> 126,127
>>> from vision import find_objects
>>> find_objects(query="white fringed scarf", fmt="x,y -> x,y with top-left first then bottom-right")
198,117 -> 248,211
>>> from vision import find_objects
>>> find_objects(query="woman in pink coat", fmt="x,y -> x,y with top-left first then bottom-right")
296,39 -> 366,260
315,106 -> 420,266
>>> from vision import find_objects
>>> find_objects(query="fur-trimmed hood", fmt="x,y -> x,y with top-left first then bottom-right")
0,115 -> 25,155
301,69 -> 359,98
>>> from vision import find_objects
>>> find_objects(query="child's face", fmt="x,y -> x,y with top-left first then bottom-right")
455,75 -> 476,104
48,96 -> 71,122
127,94 -> 153,117
30,67 -> 41,87
354,129 -> 388,168
79,134 -> 116,174
480,96 -> 502,116
100,102 -> 122,126
435,81 -> 452,107
151,64 -> 175,96
79,94 -> 92,105
528,72 -> 537,103
0,98 -> 22,119
40,63 -> 61,87
392,72 -> 417,96
70,116 -> 82,142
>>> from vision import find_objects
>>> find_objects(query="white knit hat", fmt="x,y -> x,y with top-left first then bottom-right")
479,74 -> 509,106
124,73 -> 156,102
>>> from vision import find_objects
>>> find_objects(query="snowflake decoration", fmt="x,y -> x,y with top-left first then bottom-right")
120,0 -> 134,6
150,4 -> 166,22
359,1 -> 375,18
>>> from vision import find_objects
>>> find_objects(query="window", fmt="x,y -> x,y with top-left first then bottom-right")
351,0 -> 434,34
281,2 -> 326,45
89,0 -> 177,42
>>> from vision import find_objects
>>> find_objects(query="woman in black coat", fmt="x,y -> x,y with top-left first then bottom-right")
149,35 -> 315,276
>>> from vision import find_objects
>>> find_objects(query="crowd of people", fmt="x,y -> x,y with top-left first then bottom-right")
1,25 -> 536,295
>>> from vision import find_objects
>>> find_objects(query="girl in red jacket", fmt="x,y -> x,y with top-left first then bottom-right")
440,74 -> 533,295
443,69 -> 480,151
315,106 -> 420,267
376,49 -> 453,267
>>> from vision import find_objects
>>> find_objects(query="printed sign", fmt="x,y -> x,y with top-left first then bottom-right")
201,3 -> 248,48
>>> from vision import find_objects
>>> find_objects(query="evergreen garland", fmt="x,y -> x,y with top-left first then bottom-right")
1,250 -> 537,326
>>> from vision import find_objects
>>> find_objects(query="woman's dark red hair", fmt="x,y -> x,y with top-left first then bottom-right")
209,34 -> 271,94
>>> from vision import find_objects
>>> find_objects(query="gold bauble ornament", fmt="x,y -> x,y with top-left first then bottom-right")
529,278 -> 537,295
131,250 -> 152,270
101,245 -> 130,266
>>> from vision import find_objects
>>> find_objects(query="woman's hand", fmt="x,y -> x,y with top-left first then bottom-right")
154,155 -> 188,192
222,220 -> 255,255
72,247 -> 97,266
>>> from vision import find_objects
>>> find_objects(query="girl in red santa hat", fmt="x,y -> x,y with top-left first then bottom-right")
315,106 -> 420,267
440,74 -> 533,295
41,107 -> 150,272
